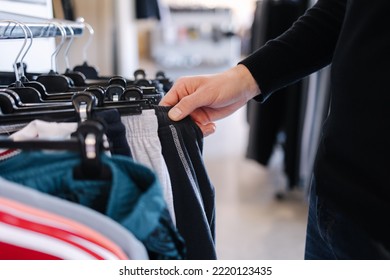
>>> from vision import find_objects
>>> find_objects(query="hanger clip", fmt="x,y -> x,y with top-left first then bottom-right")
71,92 -> 97,122
73,120 -> 111,180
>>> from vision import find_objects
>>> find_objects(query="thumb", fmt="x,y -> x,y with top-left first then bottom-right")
167,95 -> 200,121
167,106 -> 185,121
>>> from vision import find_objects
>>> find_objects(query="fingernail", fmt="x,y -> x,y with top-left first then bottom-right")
169,107 -> 182,120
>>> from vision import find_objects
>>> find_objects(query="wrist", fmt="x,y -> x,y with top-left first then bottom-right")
234,64 -> 261,101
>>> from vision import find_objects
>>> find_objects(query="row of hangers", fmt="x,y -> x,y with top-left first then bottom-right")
0,19 -> 174,121
0,18 -> 173,180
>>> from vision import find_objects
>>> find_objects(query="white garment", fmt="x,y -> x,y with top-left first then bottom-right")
10,119 -> 78,140
4,119 -> 111,156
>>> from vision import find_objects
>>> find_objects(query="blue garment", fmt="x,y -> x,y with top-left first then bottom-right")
94,109 -> 132,157
304,178 -> 390,259
0,151 -> 185,260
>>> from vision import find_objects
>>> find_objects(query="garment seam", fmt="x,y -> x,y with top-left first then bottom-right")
168,125 -> 205,211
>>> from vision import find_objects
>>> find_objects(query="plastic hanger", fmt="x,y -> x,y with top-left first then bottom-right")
0,90 -> 97,124
0,91 -> 74,114
72,120 -> 112,180
0,89 -> 96,117
0,86 -> 94,123
35,21 -> 83,94
0,88 -> 69,109
1,21 -> 76,103
133,69 -> 152,87
155,70 -> 173,92
72,20 -> 106,80
131,69 -> 165,104
0,20 -> 48,103
105,76 -> 127,101
62,24 -> 87,86
0,93 -> 77,124
0,22 -> 151,120
121,86 -> 143,101
0,120 -> 112,181
0,89 -> 148,124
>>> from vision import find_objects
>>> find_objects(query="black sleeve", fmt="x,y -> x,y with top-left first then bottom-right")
239,0 -> 347,102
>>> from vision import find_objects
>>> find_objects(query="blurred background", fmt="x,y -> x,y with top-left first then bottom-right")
1,0 -> 331,259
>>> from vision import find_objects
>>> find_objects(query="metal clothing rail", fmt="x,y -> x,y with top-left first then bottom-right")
0,11 -> 84,39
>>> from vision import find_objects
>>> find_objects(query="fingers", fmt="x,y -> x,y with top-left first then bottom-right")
159,76 -> 194,107
167,96 -> 196,121
195,122 -> 216,137
159,76 -> 214,126
167,107 -> 184,121
159,91 -> 186,121
160,92 -> 216,136
166,90 -> 206,122
159,90 -> 179,107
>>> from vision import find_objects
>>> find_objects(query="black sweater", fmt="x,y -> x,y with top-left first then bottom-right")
240,0 -> 390,246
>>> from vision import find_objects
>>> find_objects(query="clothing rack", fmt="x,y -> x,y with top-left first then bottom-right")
0,9 -> 216,260
0,11 -> 84,39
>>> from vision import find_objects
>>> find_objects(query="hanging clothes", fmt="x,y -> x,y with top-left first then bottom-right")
1,11 -> 214,258
0,150 -> 186,260
0,176 -> 148,260
9,109 -> 133,157
246,0 -> 309,189
121,109 -> 176,225
0,123 -> 33,136
135,0 -> 162,20
154,106 -> 217,260
93,109 -> 133,157
9,120 -> 78,140
0,196 -> 127,260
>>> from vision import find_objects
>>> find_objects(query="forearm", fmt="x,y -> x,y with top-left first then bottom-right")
240,0 -> 347,101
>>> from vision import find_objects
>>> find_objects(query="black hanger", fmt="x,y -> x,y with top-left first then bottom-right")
0,120 -> 112,181
35,22 -> 84,94
122,86 -> 143,101
72,21 -> 110,81
0,88 -> 70,108
64,68 -> 87,86
0,91 -> 75,115
0,95 -> 77,124
0,21 -> 50,104
130,69 -> 165,104
7,76 -> 74,104
1,34 -> 73,101
155,70 -> 173,92
133,69 -> 152,87
0,67 -> 41,86
36,70 -> 79,93
59,24 -> 87,87
73,61 -> 100,80
6,83 -> 48,103
0,89 -> 149,125
15,77 -> 47,99
140,86 -> 164,104
72,120 -> 112,180
105,76 -> 129,101
0,89 -> 94,124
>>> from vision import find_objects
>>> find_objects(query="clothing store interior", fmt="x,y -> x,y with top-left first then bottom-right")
0,0 -> 326,260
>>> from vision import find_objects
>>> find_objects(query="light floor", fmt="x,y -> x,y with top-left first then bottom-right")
205,156 -> 308,260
